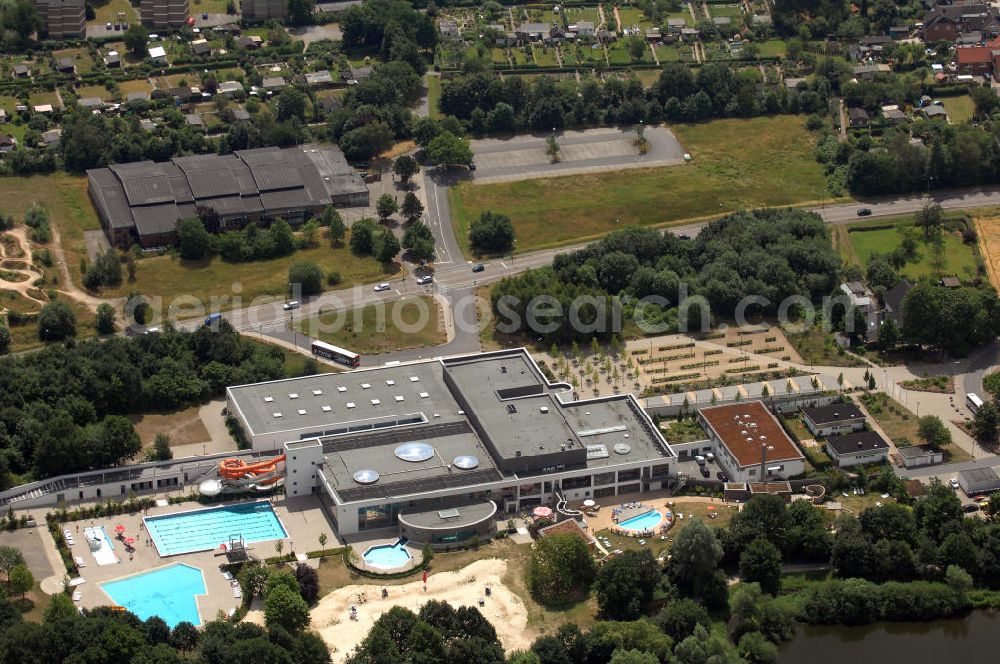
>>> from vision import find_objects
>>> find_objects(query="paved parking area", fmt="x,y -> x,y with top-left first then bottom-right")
469,127 -> 687,184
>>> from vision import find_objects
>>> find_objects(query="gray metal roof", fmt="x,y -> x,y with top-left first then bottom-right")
86,144 -> 366,239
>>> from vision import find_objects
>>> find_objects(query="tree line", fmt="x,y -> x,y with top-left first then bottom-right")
491,210 -> 841,344
438,63 -> 831,136
0,323 -> 286,485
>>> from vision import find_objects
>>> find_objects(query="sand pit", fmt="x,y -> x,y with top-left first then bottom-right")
310,558 -> 529,662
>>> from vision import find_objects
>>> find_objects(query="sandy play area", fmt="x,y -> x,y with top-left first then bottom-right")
309,558 -> 529,662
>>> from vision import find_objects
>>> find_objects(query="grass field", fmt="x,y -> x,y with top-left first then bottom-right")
28,90 -> 61,109
75,84 -> 113,101
449,116 -> 831,254
848,227 -> 978,281
0,175 -> 397,311
709,4 -> 744,18
53,49 -> 95,74
757,39 -> 788,58
942,94 -> 975,124
294,295 -> 444,355
426,73 -> 442,119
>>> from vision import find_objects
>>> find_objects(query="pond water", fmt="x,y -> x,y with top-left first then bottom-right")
779,611 -> 1000,663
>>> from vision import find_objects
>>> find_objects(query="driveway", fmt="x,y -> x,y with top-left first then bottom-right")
468,127 -> 687,184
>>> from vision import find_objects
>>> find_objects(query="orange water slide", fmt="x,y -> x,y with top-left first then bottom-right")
218,455 -> 286,482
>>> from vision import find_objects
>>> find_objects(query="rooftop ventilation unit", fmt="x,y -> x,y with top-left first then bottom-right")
297,409 -> 306,415
337,386 -> 347,392
409,376 -> 420,382
386,380 -> 395,386
361,383 -> 371,389
273,412 -> 283,418
289,393 -> 299,399
321,406 -> 332,412
420,392 -> 430,398
264,396 -> 273,403
346,402 -> 356,409
395,396 -> 404,402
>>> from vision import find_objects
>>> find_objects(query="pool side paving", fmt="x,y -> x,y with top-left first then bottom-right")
42,496 -> 339,623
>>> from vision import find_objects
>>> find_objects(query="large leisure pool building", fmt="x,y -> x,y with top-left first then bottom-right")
87,144 -> 369,248
226,349 -> 676,545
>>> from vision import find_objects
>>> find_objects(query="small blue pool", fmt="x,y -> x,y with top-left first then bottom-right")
101,563 -> 206,628
618,509 -> 663,532
363,539 -> 411,570
145,502 -> 287,556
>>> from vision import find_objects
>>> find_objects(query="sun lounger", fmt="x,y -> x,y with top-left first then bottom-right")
232,588 -> 242,598
72,592 -> 82,602
222,571 -> 234,581
75,556 -> 86,567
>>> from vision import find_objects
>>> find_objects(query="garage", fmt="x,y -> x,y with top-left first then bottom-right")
958,467 -> 1000,496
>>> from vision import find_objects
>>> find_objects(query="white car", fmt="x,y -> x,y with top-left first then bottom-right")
374,283 -> 391,292
949,478 -> 960,490
282,300 -> 300,310
416,275 -> 433,285
694,455 -> 706,466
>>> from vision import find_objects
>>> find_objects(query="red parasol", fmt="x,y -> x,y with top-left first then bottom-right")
124,537 -> 135,545
533,506 -> 553,519
422,570 -> 428,584
114,524 -> 126,534
220,543 -> 228,552
706,505 -> 715,511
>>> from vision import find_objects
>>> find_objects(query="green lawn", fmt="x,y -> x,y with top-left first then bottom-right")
293,296 -> 445,355
53,49 -> 95,74
75,84 -> 113,101
708,4 -> 744,18
450,116 -> 831,254
654,44 -> 682,62
426,73 -> 442,120
28,91 -> 61,109
757,39 -> 788,58
531,43 -> 559,67
941,94 -> 975,124
616,7 -> 651,30
88,0 -> 137,25
848,226 -> 979,281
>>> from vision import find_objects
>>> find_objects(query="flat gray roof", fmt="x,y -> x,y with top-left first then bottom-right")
960,467 -> 1000,482
399,499 -> 496,530
233,349 -> 674,503
228,360 -> 462,439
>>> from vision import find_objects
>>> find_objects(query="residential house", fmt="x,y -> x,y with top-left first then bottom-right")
667,18 -> 686,34
956,45 -> 994,74
897,444 -> 942,468
922,4 -> 1000,43
596,28 -> 615,42
847,107 -> 870,126
171,86 -> 194,102
802,403 -> 866,437
12,64 -> 29,79
881,279 -> 912,328
840,280 -> 879,342
645,27 -> 662,41
697,401 -> 805,482
549,25 -> 567,42
57,58 -> 76,74
825,431 -> 890,468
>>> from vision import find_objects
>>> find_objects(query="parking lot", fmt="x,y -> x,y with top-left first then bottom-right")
468,126 -> 687,184
676,456 -> 728,482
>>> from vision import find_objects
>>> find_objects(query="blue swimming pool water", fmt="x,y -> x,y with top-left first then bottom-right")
101,563 -> 206,628
618,509 -> 663,532
145,502 -> 287,556
363,539 -> 411,569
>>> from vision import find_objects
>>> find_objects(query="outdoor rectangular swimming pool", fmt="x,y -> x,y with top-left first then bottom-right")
145,502 -> 288,556
617,509 -> 663,532
101,563 -> 206,628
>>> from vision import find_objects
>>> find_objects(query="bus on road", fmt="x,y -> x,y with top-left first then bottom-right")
311,340 -> 361,368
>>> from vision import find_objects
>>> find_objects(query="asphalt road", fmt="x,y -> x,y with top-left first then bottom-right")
174,182 -> 1000,366
813,186 -> 1000,223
